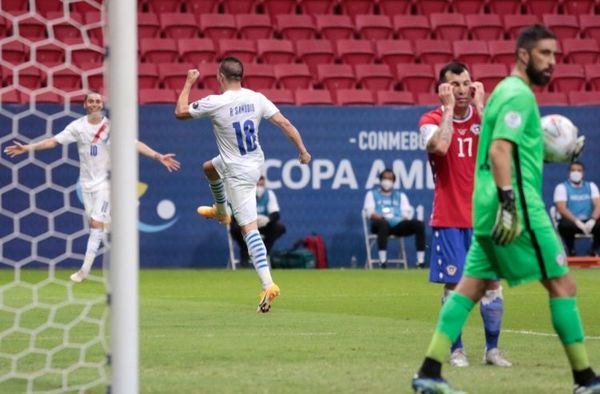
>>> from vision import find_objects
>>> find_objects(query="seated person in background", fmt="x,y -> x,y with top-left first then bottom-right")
230,176 -> 286,266
554,160 -> 600,256
363,168 -> 426,268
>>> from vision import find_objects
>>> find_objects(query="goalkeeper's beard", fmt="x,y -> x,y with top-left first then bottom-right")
526,60 -> 551,87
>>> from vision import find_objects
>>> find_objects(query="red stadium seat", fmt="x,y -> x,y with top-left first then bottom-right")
393,15 -> 431,41
503,15 -> 539,39
236,14 -> 274,40
416,92 -> 440,105
85,13 -> 104,45
178,38 -> 217,64
35,91 -> 64,104
35,0 -> 63,16
315,15 -> 355,41
335,89 -> 374,105
262,0 -> 297,16
563,0 -> 596,15
430,13 -> 467,41
218,39 -> 257,63
17,16 -> 47,40
551,64 -> 586,93
51,19 -> 83,43
296,39 -> 335,74
354,64 -> 394,92
0,89 -> 24,103
160,13 -> 198,39
273,64 -> 313,90
415,39 -> 453,64
523,0 -> 559,18
199,14 -> 237,41
260,89 -> 296,105
275,14 -> 317,42
585,64 -> 600,91
139,88 -> 177,104
222,0 -> 256,14
395,64 -> 435,93
355,15 -> 393,40
138,63 -> 160,89
376,40 -> 415,68
489,40 -> 516,68
453,40 -> 490,66
340,0 -> 375,16
187,88 -> 219,100
274,64 -> 313,90
146,0 -> 181,13
563,39 -> 600,64
140,38 -> 178,63
568,92 -> 600,105
317,64 -> 356,91
336,39 -> 375,65
51,68 -> 81,91
257,39 -> 295,64
0,16 -> 7,38
300,0 -> 335,14
535,92 -> 568,105
488,0 -> 522,15
84,67 -> 104,91
8,66 -> 44,89
71,47 -> 104,67
1,41 -> 29,64
294,89 -> 334,105
158,63 -> 194,90
198,63 -> 220,91
471,64 -> 507,93
243,64 -> 276,90
453,0 -> 485,14
466,14 -> 504,40
378,0 -> 411,16
36,43 -> 65,64
3,0 -> 28,15
415,0 -> 449,15
138,12 -> 161,39
184,0 -> 219,15
542,14 -> 580,40
376,91 -> 414,105
71,0 -> 104,13
580,15 -> 600,46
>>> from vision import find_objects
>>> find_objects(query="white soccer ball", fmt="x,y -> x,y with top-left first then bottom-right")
541,114 -> 579,163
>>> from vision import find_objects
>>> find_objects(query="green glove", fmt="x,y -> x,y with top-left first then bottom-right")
492,187 -> 521,245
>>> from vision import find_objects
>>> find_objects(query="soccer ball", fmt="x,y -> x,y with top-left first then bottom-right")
541,114 -> 580,163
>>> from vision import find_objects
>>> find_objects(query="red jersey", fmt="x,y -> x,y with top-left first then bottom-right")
419,105 -> 480,228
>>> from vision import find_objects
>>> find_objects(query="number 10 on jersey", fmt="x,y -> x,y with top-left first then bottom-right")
233,120 -> 257,155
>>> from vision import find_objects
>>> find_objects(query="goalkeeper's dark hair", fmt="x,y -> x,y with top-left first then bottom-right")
570,160 -> 584,170
219,57 -> 244,82
379,168 -> 396,182
84,91 -> 102,101
438,62 -> 470,84
515,24 -> 556,56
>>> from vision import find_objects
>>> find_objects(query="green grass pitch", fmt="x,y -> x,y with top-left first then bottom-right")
1,268 -> 599,393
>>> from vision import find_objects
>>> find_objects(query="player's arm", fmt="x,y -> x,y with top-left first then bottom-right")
175,69 -> 200,120
490,139 -> 521,245
136,140 -> 181,172
268,112 -> 311,164
425,83 -> 455,156
4,137 -> 59,157
363,191 -> 382,221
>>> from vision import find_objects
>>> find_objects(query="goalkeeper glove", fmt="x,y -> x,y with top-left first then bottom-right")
571,136 -> 585,161
492,187 -> 521,246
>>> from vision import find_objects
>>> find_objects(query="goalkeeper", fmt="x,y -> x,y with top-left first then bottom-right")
412,24 -> 598,394
229,176 -> 286,267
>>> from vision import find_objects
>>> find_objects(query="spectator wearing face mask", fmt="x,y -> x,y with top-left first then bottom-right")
554,160 -> 600,256
363,168 -> 426,268
230,176 -> 286,266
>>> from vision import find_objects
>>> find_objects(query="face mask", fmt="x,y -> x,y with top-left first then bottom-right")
380,179 -> 394,191
256,186 -> 265,197
570,171 -> 583,183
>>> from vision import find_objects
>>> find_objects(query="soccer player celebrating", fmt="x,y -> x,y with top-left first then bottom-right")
4,92 -> 181,283
419,63 -> 511,368
412,24 -> 598,394
175,57 -> 311,313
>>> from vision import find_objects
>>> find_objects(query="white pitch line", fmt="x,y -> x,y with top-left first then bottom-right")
505,329 -> 600,340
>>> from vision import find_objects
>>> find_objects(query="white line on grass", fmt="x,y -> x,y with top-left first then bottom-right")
505,329 -> 600,340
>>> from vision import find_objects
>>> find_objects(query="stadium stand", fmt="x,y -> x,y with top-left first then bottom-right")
355,64 -> 395,92
257,39 -> 295,63
466,14 -> 504,40
336,39 -> 376,65
376,40 -> 415,68
274,63 -> 313,90
334,88 -> 375,105
295,89 -> 334,105
236,14 -> 273,40
376,90 -> 414,105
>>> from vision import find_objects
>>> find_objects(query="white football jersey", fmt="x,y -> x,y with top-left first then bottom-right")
189,88 -> 279,177
54,116 -> 110,192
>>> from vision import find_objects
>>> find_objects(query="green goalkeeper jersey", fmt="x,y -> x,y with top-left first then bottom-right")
472,76 -> 553,235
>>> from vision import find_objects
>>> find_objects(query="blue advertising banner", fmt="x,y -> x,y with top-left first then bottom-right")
1,104 -> 599,268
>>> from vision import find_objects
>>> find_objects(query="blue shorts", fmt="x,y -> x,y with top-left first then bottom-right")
428,227 -> 473,284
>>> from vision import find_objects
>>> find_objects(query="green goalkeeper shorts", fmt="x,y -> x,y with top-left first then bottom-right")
464,226 -> 569,287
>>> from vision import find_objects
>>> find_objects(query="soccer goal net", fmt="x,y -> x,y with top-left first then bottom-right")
0,1 -> 109,392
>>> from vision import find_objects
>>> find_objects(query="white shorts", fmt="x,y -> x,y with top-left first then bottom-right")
82,186 -> 111,223
212,156 -> 260,227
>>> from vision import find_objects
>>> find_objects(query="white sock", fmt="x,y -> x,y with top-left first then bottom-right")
378,250 -> 387,263
81,228 -> 104,274
244,230 -> 273,289
417,251 -> 425,263
208,179 -> 227,215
